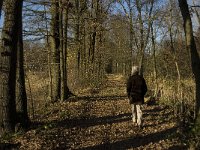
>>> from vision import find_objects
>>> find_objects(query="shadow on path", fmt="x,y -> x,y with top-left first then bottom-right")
54,113 -> 132,129
81,127 -> 185,150
0,143 -> 20,150
31,113 -> 132,130
68,95 -> 127,102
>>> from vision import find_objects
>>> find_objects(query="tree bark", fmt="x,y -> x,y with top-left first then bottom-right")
150,23 -> 158,97
50,0 -> 61,101
0,0 -> 19,134
44,3 -> 53,101
16,0 -> 30,128
178,0 -> 200,129
75,0 -> 81,77
59,0 -> 64,101
135,0 -> 154,75
63,0 -> 71,99
168,1 -> 181,99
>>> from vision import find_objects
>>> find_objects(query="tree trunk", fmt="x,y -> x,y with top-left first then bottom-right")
127,0 -> 135,67
59,0 -> 65,101
75,0 -> 81,78
44,3 -> 53,101
136,0 -> 144,75
0,0 -> 19,134
136,0 -> 154,75
63,0 -> 71,99
178,0 -> 200,130
16,0 -> 30,128
151,23 -> 158,97
50,0 -> 61,101
168,2 -> 181,99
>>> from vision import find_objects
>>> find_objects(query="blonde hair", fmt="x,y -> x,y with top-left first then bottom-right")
131,65 -> 139,75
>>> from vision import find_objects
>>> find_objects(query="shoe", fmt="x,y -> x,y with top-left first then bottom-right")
132,118 -> 136,123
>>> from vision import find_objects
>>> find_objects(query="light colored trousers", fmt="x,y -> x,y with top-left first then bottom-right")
131,104 -> 142,126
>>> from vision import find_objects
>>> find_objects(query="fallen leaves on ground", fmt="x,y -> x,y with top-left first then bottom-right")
2,74 -> 187,150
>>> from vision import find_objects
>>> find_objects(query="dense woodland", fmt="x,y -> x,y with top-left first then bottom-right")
0,0 -> 200,149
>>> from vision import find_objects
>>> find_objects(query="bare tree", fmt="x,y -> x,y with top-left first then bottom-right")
16,0 -> 30,128
49,0 -> 72,101
136,0 -> 154,75
0,0 -> 20,134
117,0 -> 155,75
178,0 -> 200,129
49,0 -> 61,101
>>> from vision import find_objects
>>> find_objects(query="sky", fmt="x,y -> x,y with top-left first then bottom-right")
0,0 -> 199,38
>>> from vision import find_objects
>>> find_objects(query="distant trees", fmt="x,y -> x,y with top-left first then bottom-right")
116,0 -> 155,75
66,0 -> 114,86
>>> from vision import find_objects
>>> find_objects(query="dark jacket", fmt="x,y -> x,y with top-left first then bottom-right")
126,74 -> 147,104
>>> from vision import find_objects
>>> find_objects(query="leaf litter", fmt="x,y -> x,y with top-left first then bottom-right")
3,74 -> 187,149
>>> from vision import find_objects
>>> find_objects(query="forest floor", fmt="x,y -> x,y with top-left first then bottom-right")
1,74 -> 188,150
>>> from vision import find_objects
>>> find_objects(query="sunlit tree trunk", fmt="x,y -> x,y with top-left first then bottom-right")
59,0 -> 71,101
178,0 -> 200,131
136,0 -> 144,75
168,1 -> 181,98
136,0 -> 154,75
50,0 -> 60,101
150,23 -> 158,97
44,3 -> 53,101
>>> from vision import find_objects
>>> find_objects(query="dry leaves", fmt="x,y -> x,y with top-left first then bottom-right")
2,74 -> 187,149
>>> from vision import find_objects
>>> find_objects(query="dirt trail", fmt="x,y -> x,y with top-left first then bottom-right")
7,74 -> 186,149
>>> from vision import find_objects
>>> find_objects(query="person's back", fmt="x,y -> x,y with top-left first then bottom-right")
127,74 -> 147,104
126,66 -> 147,128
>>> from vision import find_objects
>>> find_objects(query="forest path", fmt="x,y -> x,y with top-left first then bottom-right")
11,74 -> 185,149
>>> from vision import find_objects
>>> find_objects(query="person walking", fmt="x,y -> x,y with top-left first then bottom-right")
126,65 -> 147,128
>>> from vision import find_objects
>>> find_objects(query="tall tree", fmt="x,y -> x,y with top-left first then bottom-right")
16,0 -> 30,128
135,0 -> 154,75
49,0 -> 72,101
0,0 -> 19,134
74,0 -> 81,77
63,0 -> 71,99
117,0 -> 154,75
178,0 -> 200,131
167,0 -> 181,97
118,0 -> 135,72
150,22 -> 158,97
50,0 -> 61,101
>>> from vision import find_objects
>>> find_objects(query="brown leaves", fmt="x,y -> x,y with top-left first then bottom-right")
5,74 -> 184,149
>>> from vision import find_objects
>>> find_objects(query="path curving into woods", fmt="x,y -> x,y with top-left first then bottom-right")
5,74 -> 186,149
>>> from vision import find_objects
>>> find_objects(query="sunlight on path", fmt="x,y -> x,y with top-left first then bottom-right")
12,74 -> 184,150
